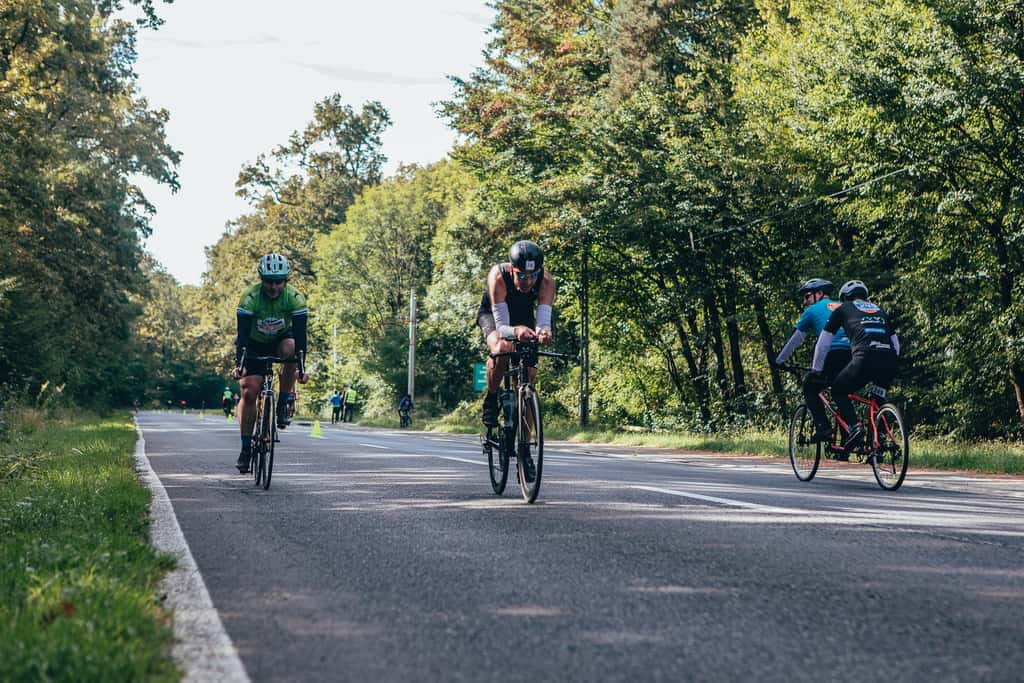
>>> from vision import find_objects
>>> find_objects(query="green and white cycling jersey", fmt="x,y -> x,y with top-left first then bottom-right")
237,283 -> 308,344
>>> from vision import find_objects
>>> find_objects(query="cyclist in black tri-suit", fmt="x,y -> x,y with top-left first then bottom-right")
476,241 -> 556,480
810,279 -> 901,450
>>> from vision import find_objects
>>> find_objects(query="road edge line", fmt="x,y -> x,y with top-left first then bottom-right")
134,419 -> 251,683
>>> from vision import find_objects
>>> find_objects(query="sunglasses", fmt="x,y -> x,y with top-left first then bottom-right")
262,278 -> 287,285
514,270 -> 541,281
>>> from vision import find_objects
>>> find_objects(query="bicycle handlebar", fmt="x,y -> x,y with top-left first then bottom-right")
489,338 -> 574,363
236,349 -> 306,375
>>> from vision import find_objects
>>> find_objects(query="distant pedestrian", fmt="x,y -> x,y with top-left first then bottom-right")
343,385 -> 358,422
330,389 -> 343,424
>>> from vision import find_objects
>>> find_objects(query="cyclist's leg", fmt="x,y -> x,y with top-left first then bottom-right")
831,354 -> 871,429
276,337 -> 297,425
237,374 -> 263,470
481,328 -> 511,426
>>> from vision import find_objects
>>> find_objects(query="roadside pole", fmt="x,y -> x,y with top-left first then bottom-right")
407,289 -> 416,398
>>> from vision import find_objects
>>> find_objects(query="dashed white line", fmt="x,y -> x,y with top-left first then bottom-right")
359,443 -> 392,450
630,485 -> 809,515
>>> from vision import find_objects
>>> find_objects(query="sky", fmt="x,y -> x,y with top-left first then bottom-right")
132,1 -> 494,286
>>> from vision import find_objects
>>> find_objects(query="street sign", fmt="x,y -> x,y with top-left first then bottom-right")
473,362 -> 487,392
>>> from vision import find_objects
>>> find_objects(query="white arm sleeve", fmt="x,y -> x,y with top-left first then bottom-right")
891,334 -> 900,357
811,331 -> 834,372
775,330 -> 807,365
492,302 -> 514,338
536,304 -> 552,331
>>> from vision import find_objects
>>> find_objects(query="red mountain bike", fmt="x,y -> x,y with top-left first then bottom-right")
781,365 -> 909,490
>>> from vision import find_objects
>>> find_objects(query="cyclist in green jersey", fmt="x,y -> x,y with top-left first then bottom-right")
230,253 -> 310,473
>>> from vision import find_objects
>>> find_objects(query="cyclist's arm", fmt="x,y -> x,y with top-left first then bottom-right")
536,272 -> 555,343
292,310 -> 308,357
811,331 -> 833,372
891,333 -> 900,356
235,308 -> 254,367
775,329 -> 806,365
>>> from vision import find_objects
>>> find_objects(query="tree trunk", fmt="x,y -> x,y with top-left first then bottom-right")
702,289 -> 729,399
753,293 -> 786,418
672,314 -> 711,424
722,285 -> 746,399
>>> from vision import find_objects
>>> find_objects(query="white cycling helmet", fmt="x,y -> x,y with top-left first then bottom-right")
258,253 -> 290,281
839,279 -> 868,301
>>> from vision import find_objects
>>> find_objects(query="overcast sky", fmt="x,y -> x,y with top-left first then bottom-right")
132,1 -> 494,285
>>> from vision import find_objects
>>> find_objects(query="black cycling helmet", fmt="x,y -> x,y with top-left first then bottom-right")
509,240 -> 543,272
839,279 -> 868,301
797,278 -> 833,296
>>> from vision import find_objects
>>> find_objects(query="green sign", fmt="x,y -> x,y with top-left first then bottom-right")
473,362 -> 487,391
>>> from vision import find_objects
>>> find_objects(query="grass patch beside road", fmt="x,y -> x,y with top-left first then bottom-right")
361,407 -> 1024,475
0,409 -> 178,682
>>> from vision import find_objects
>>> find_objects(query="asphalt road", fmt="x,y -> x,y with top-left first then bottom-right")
138,411 -> 1024,682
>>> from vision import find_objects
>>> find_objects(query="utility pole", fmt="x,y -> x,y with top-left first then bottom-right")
407,289 -> 416,398
580,241 -> 590,428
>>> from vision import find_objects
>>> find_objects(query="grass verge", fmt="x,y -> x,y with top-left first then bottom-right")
358,410 -> 1024,475
0,409 -> 178,682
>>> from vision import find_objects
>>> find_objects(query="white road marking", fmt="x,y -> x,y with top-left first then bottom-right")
134,421 -> 250,683
630,485 -> 808,515
433,455 -> 484,466
359,443 -> 392,449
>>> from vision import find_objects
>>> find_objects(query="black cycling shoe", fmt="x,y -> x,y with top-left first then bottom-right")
843,423 -> 864,450
481,392 -> 499,428
277,404 -> 292,429
236,447 -> 252,474
807,427 -> 834,444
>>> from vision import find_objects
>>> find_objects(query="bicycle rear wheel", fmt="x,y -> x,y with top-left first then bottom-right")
516,387 -> 543,503
789,404 -> 821,482
485,427 -> 508,495
871,403 -> 908,490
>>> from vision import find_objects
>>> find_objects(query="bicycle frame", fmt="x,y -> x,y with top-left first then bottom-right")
816,390 -> 883,455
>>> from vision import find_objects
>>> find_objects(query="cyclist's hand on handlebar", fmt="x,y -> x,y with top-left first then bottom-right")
537,328 -> 553,344
297,372 -> 310,384
515,325 -> 537,342
231,366 -> 245,380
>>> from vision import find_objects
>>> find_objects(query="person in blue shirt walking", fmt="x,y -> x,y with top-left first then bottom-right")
773,278 -> 852,442
330,389 -> 343,424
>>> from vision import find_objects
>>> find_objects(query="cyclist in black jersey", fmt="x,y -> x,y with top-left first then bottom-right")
810,279 -> 901,450
476,241 -> 556,450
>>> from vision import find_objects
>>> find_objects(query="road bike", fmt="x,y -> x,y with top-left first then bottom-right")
399,407 -> 412,428
781,365 -> 909,490
482,338 -> 570,503
238,352 -> 302,491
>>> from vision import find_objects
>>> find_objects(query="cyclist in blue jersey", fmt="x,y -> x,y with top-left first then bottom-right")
774,278 -> 852,443
812,279 -> 900,450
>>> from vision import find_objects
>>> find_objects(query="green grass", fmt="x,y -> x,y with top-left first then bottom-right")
0,410 -> 178,683
356,409 -> 1024,475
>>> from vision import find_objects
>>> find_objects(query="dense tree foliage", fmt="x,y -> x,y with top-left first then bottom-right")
0,0 -> 178,408
11,0 -> 1022,441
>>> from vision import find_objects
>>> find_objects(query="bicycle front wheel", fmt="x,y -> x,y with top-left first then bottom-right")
789,404 -> 821,482
515,387 -> 543,503
262,416 -> 276,490
485,427 -> 508,495
252,400 -> 265,486
871,403 -> 908,490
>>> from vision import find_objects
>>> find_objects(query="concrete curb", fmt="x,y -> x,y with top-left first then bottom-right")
134,420 -> 250,683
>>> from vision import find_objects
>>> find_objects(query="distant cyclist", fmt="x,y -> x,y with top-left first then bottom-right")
398,393 -> 413,427
476,240 -> 556,482
811,279 -> 900,450
221,387 -> 235,417
230,253 -> 310,473
774,278 -> 851,443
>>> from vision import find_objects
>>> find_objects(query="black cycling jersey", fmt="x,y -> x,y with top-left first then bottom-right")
477,263 -> 543,329
823,300 -> 895,355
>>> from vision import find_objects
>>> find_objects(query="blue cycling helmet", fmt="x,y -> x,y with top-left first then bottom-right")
258,253 -> 290,280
